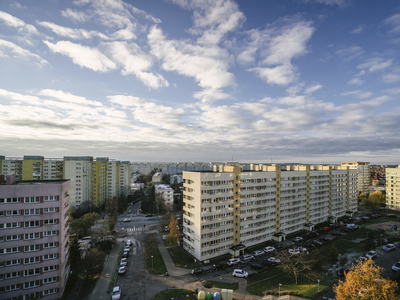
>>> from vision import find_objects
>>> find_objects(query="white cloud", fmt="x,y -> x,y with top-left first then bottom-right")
340,90 -> 373,99
384,13 -> 400,35
357,58 -> 392,72
43,40 -> 116,72
249,64 -> 296,86
382,73 -> 400,83
108,95 -> 144,107
335,46 -> 364,61
304,84 -> 322,94
347,77 -> 364,85
38,89 -> 103,106
383,87 -> 400,95
0,39 -> 48,66
38,21 -> 109,40
350,25 -> 364,34
0,10 -> 38,34
193,88 -> 231,103
61,8 -> 90,23
300,0 -> 348,7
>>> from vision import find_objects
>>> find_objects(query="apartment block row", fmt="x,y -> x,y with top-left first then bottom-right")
0,177 -> 70,300
182,164 -> 358,261
0,156 -> 130,208
386,165 -> 400,210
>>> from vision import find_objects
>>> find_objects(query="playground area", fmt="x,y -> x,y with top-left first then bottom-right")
365,221 -> 400,235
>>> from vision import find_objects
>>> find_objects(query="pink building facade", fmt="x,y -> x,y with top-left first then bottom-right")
0,179 -> 70,300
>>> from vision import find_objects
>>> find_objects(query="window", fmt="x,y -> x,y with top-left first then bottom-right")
5,283 -> 21,291
4,259 -> 20,266
43,231 -> 57,236
6,235 -> 20,241
43,253 -> 57,260
24,268 -> 40,277
25,208 -> 40,215
25,245 -> 40,252
44,242 -> 56,248
24,256 -> 40,264
0,247 -> 20,254
44,219 -> 57,225
43,288 -> 57,295
43,277 -> 57,284
24,221 -> 39,228
24,233 -> 40,240
0,198 -> 20,203
0,222 -> 20,229
43,265 -> 57,272
44,196 -> 56,201
24,280 -> 40,289
5,210 -> 20,216
6,271 -> 21,279
44,207 -> 56,213
25,197 -> 40,203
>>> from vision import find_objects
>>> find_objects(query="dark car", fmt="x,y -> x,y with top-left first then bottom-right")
371,214 -> 380,219
250,263 -> 264,270
306,243 -> 316,249
145,214 -> 153,217
313,240 -> 323,246
122,251 -> 129,258
212,263 -> 227,271
191,269 -> 205,276
331,231 -> 344,236
261,260 -> 276,267
387,214 -> 398,219
337,268 -> 349,277
320,237 -> 330,242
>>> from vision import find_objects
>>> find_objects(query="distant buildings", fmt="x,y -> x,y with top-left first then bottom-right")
386,165 -> 400,210
170,174 -> 183,184
152,172 -> 162,183
0,176 -> 70,300
341,162 -> 370,194
183,164 -> 357,261
155,184 -> 174,210
0,156 -> 130,208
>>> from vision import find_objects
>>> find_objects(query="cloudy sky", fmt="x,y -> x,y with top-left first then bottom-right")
0,0 -> 400,164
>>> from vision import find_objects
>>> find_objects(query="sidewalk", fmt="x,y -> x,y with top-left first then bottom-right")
89,242 -> 122,300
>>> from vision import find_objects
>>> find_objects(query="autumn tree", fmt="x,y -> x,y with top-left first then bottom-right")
358,193 -> 368,204
105,197 -> 118,234
277,251 -> 316,284
334,259 -> 397,300
166,216 -> 181,246
160,211 -> 174,231
70,212 -> 99,237
366,191 -> 386,211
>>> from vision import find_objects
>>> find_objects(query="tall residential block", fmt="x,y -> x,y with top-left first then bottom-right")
0,177 -> 70,300
182,164 -> 357,261
341,162 -> 370,194
386,165 -> 400,209
155,184 -> 174,210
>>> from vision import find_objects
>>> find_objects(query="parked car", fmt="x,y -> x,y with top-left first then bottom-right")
294,237 -> 303,242
331,231 -> 344,236
250,263 -> 263,270
227,258 -> 240,266
253,250 -> 265,257
120,258 -> 128,266
124,246 -> 130,253
383,244 -> 396,252
118,266 -> 126,275
232,269 -> 248,278
313,240 -> 323,246
371,214 -> 380,219
289,249 -> 301,255
353,257 -> 367,264
392,262 -> 400,271
387,214 -> 397,219
112,286 -> 121,300
361,216 -> 370,222
191,269 -> 205,276
165,226 -> 170,232
268,257 -> 281,263
261,260 -> 276,267
122,251 -> 129,258
337,268 -> 349,277
126,240 -> 132,247
366,251 -> 377,259
162,235 -> 166,241
323,226 -> 332,231
264,246 -> 275,253
212,263 -> 227,271
123,218 -> 131,222
240,254 -> 254,263
145,214 -> 153,217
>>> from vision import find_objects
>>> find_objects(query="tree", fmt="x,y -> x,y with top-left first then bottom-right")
70,212 -> 99,237
166,216 -> 181,246
155,193 -> 166,214
105,197 -> 118,234
365,191 -> 386,212
311,248 -> 322,269
277,251 -> 316,284
334,259 -> 397,300
160,211 -> 174,231
330,244 -> 338,261
68,235 -> 82,272
81,249 -> 105,280
358,193 -> 368,204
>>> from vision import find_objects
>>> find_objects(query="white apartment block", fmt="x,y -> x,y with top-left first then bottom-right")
119,162 -> 131,197
152,173 -> 162,183
155,184 -> 174,210
0,177 -> 70,300
182,164 -> 357,261
341,162 -> 370,194
386,165 -> 400,210
64,157 -> 92,208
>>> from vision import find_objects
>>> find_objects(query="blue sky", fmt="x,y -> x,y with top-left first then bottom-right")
0,0 -> 400,164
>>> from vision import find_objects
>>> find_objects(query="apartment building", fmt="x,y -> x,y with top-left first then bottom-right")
341,162 -> 370,194
182,164 -> 357,261
0,156 -> 131,208
386,165 -> 400,210
0,176 -> 70,300
155,184 -> 174,210
152,172 -> 162,183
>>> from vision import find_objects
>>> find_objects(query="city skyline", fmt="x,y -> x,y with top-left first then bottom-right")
1,0 -> 400,164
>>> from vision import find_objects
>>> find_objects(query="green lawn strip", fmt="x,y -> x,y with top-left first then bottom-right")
247,267 -> 283,285
246,272 -> 332,299
167,246 -> 229,269
152,289 -> 197,300
108,244 -> 124,291
145,234 -> 168,274
202,280 -> 238,290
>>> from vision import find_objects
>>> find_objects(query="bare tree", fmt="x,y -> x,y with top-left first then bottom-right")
277,250 -> 316,284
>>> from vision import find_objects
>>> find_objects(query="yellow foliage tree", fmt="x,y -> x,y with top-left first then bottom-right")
333,259 -> 397,300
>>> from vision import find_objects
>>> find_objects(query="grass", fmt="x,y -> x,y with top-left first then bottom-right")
145,234 -> 168,274
75,277 -> 99,300
167,246 -> 230,269
247,267 -> 283,285
152,289 -> 197,300
202,280 -> 239,290
108,244 -> 125,291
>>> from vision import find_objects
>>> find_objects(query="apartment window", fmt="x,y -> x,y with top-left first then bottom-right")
24,280 -> 40,289
25,197 -> 40,203
0,198 -> 20,203
6,210 -> 20,216
43,288 -> 57,295
43,265 -> 57,272
0,222 -> 20,229
44,242 -> 56,248
24,232 -> 40,240
44,196 -> 56,201
24,256 -> 40,264
24,221 -> 40,228
5,283 -> 21,291
43,207 -> 56,213
4,259 -> 20,267
6,271 -> 21,279
43,230 -> 57,236
25,208 -> 40,215
24,268 -> 41,277
6,235 -> 20,241
43,276 -> 58,284
24,245 -> 40,252
0,247 -> 20,254
44,219 -> 57,225
43,253 -> 57,260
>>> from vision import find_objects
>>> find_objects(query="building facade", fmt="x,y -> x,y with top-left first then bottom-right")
182,164 -> 357,261
341,162 -> 370,194
155,184 -> 174,210
386,165 -> 400,210
0,177 -> 70,300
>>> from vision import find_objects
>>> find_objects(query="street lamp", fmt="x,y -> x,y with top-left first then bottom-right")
279,283 -> 282,298
381,234 -> 383,247
151,255 -> 153,271
338,254 -> 341,267
318,279 -> 320,292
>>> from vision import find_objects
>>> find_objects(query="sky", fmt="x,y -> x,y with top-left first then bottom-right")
0,0 -> 400,165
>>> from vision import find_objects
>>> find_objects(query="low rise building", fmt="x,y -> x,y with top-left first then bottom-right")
152,173 -> 162,183
155,184 -> 174,210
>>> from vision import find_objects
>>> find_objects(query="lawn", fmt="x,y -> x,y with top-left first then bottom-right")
247,267 -> 283,284
152,289 -> 197,300
167,246 -> 229,269
202,280 -> 238,290
246,272 -> 334,299
145,234 -> 168,274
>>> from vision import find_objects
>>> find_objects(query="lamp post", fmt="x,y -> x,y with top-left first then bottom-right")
279,283 -> 282,299
151,255 -> 153,271
338,254 -> 341,267
318,279 -> 320,292
381,234 -> 383,247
